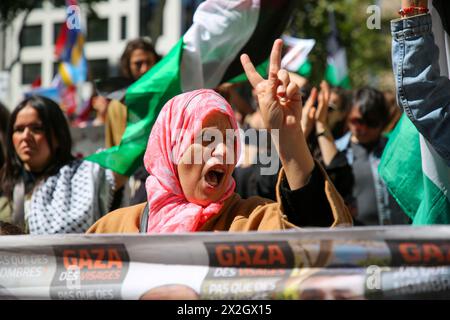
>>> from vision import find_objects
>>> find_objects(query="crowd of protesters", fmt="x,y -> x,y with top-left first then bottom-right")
0,0 -> 448,236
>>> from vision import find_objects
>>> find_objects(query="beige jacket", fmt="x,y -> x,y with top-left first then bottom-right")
87,165 -> 353,234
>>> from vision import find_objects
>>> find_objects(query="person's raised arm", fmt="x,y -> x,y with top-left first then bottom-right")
315,81 -> 338,166
240,39 -> 315,190
392,0 -> 450,165
300,87 -> 318,139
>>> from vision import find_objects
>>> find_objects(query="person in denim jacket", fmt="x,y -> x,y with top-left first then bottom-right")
391,1 -> 450,166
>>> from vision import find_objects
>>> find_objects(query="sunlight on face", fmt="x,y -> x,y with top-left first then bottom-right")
347,106 -> 383,145
129,49 -> 156,80
177,112 -> 236,206
12,106 -> 53,173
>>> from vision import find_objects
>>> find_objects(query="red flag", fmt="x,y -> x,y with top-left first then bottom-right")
31,76 -> 41,88
54,22 -> 68,58
60,85 -> 77,116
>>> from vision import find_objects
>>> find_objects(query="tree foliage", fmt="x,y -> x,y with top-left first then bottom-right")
287,0 -> 395,89
1,0 -> 40,30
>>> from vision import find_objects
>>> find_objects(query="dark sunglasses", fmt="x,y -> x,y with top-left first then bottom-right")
348,117 -> 381,128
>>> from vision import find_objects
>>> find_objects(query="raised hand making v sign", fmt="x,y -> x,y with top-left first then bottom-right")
240,39 -> 315,190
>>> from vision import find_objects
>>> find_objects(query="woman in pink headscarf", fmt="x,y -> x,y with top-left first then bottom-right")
88,40 -> 352,234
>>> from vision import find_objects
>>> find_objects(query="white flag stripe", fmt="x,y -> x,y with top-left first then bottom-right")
281,36 -> 315,72
180,0 -> 260,91
420,136 -> 450,202
419,2 -> 450,209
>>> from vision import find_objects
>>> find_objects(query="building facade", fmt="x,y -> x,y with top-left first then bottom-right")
0,0 -> 202,109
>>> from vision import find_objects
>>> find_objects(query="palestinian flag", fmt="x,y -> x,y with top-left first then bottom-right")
379,0 -> 450,224
87,0 -> 296,175
379,115 -> 450,224
281,35 -> 315,78
324,8 -> 350,89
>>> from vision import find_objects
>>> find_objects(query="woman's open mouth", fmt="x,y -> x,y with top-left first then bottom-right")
204,166 -> 226,188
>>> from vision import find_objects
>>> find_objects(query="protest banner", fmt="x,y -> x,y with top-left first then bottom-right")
1,226 -> 450,299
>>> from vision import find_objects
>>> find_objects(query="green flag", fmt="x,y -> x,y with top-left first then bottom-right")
325,8 -> 350,89
86,41 -> 183,175
379,114 -> 450,224
86,0 -> 296,175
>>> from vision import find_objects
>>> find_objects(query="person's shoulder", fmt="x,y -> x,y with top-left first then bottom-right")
51,158 -> 83,176
229,194 -> 275,221
65,158 -> 114,179
50,159 -> 105,182
201,193 -> 278,231
56,158 -> 81,170
228,195 -> 285,231
86,202 -> 146,234
335,132 -> 352,151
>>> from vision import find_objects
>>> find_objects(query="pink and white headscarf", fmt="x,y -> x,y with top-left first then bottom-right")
143,89 -> 240,233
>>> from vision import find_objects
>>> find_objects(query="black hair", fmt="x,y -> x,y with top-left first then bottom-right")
0,102 -> 10,170
352,87 -> 389,128
120,38 -> 161,80
0,95 -> 74,200
0,221 -> 24,235
331,86 -> 350,113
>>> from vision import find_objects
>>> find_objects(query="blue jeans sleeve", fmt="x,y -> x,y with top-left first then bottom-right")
391,14 -> 450,165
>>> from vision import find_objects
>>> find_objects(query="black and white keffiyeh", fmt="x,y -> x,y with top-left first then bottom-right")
27,159 -> 115,234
